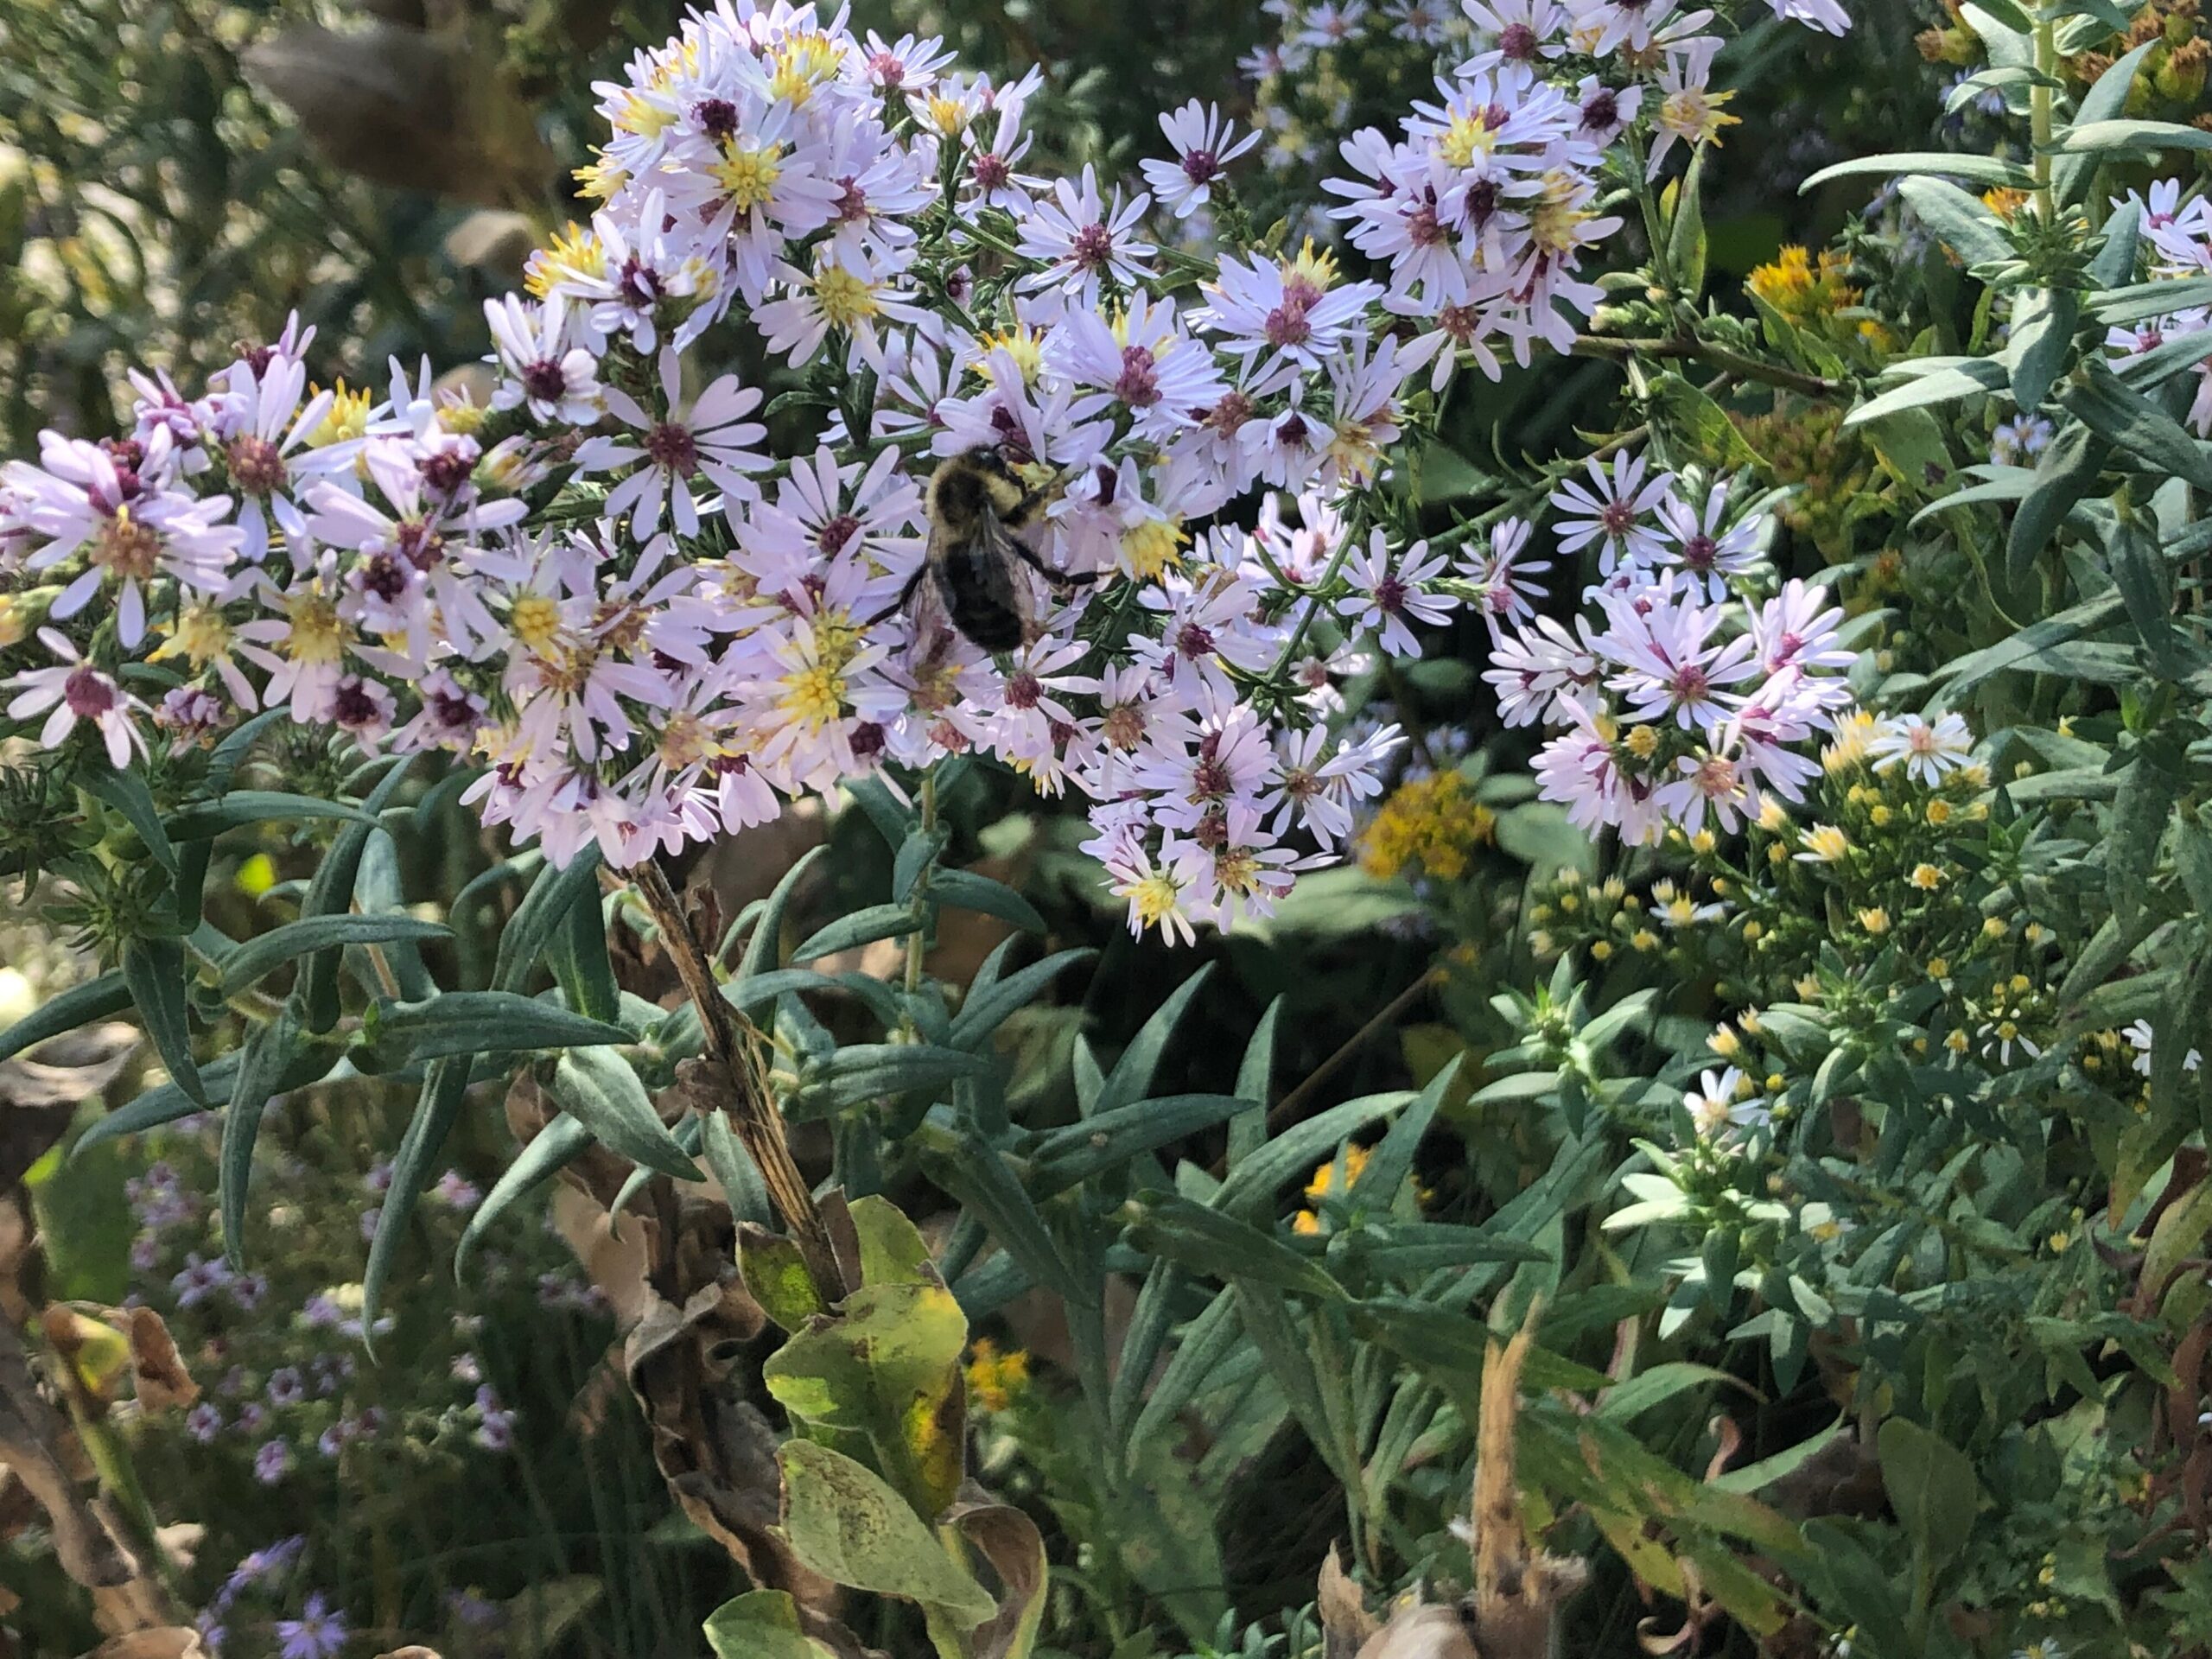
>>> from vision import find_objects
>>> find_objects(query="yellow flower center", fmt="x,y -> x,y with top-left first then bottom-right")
711,143 -> 785,213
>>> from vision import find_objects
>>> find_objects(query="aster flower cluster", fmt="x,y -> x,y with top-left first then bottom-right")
0,0 -> 1850,945
2101,179 -> 2212,435
1477,453 -> 1860,842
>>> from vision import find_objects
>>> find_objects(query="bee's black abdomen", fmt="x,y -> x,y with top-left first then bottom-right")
941,574 -> 1026,651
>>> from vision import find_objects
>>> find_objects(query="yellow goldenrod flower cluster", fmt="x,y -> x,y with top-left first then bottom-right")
964,1339 -> 1032,1413
1357,771 -> 1497,883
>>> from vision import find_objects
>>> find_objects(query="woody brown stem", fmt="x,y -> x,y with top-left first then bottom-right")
630,856 -> 846,1305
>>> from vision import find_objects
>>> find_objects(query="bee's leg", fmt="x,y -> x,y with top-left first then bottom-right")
1011,542 -> 1099,595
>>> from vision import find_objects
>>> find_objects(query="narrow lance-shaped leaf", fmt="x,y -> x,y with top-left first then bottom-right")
456,1113 -> 593,1278
362,1058 -> 474,1348
219,915 -> 453,1000
299,753 -> 416,1031
121,937 -> 206,1107
220,1001 -> 310,1267
546,1046 -> 704,1181
1226,995 -> 1282,1168
0,971 -> 131,1065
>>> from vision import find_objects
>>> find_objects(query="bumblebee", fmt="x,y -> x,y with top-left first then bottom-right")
902,448 -> 1094,653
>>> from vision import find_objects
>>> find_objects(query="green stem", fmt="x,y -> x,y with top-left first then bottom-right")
2032,10 -> 2057,222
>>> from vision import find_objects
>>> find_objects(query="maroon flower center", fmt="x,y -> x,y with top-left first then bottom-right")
64,666 -> 116,719
849,721 -> 887,760
1115,345 -> 1161,407
1498,21 -> 1538,58
429,689 -> 476,729
1175,621 -> 1216,659
1205,391 -> 1254,435
618,255 -> 664,308
1265,302 -> 1313,346
226,435 -> 287,498
362,553 -> 410,601
972,152 -> 1011,190
1681,533 -> 1717,570
1669,664 -> 1711,702
1461,179 -> 1497,226
835,177 -> 869,223
95,514 -> 162,580
1191,757 -> 1232,798
868,50 -> 905,86
1600,499 -> 1637,535
1274,410 -> 1312,447
420,449 -> 474,496
1406,201 -> 1446,247
1193,809 -> 1230,850
1070,222 -> 1114,271
521,359 -> 571,404
1373,574 -> 1408,614
397,518 -> 445,571
1439,302 -> 1478,344
817,512 -> 861,556
1581,89 -> 1619,131
333,680 -> 382,728
646,422 -> 699,475
1180,149 -> 1221,185
1004,671 -> 1042,709
693,99 -> 740,141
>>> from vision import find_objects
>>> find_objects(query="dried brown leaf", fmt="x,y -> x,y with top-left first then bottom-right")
126,1309 -> 197,1414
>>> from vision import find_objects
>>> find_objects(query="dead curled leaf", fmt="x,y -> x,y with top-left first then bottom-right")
127,1308 -> 197,1414
1319,1546 -> 1381,1659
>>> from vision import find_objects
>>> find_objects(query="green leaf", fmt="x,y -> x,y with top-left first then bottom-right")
1847,359 -> 2006,426
218,915 -> 452,1000
1227,995 -> 1282,1169
1213,1090 -> 1412,1223
804,1044 -> 988,1115
1030,1095 -> 1249,1199
919,1128 -> 1082,1304
82,766 -> 176,874
741,1224 -> 829,1332
0,972 -> 131,1065
457,1113 -> 592,1277
2007,421 -> 2111,585
948,948 -> 1094,1050
2050,118 -> 2212,158
1353,1055 -> 1457,1211
1096,962 -> 1216,1118
1877,1416 -> 1981,1571
765,1279 -> 969,1518
2005,288 -> 2077,414
701,1109 -> 772,1226
1123,1192 -> 1347,1300
220,1001 -> 310,1267
703,1592 -> 835,1659
2063,363 -> 2212,490
1665,146 -> 1707,300
1649,375 -> 1763,468
1897,177 -> 2013,270
2109,524 -> 2190,677
546,1047 -> 703,1180
739,845 -> 829,981
2055,37 -> 2161,207
2107,749 -> 2180,932
1595,1362 -> 1754,1423
363,1058 -> 472,1346
492,848 -> 605,994
298,755 -> 416,1031
928,868 -> 1045,932
546,885 -> 620,1025
372,991 -> 632,1065
121,937 -> 205,1107
1800,153 -> 2035,193
776,1440 -> 995,1626
163,791 -> 377,839
791,903 -> 919,963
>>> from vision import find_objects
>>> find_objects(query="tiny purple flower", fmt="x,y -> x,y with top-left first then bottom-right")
253,1439 -> 291,1484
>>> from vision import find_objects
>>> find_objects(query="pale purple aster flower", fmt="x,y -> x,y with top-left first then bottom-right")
253,1440 -> 292,1484
275,1592 -> 348,1659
